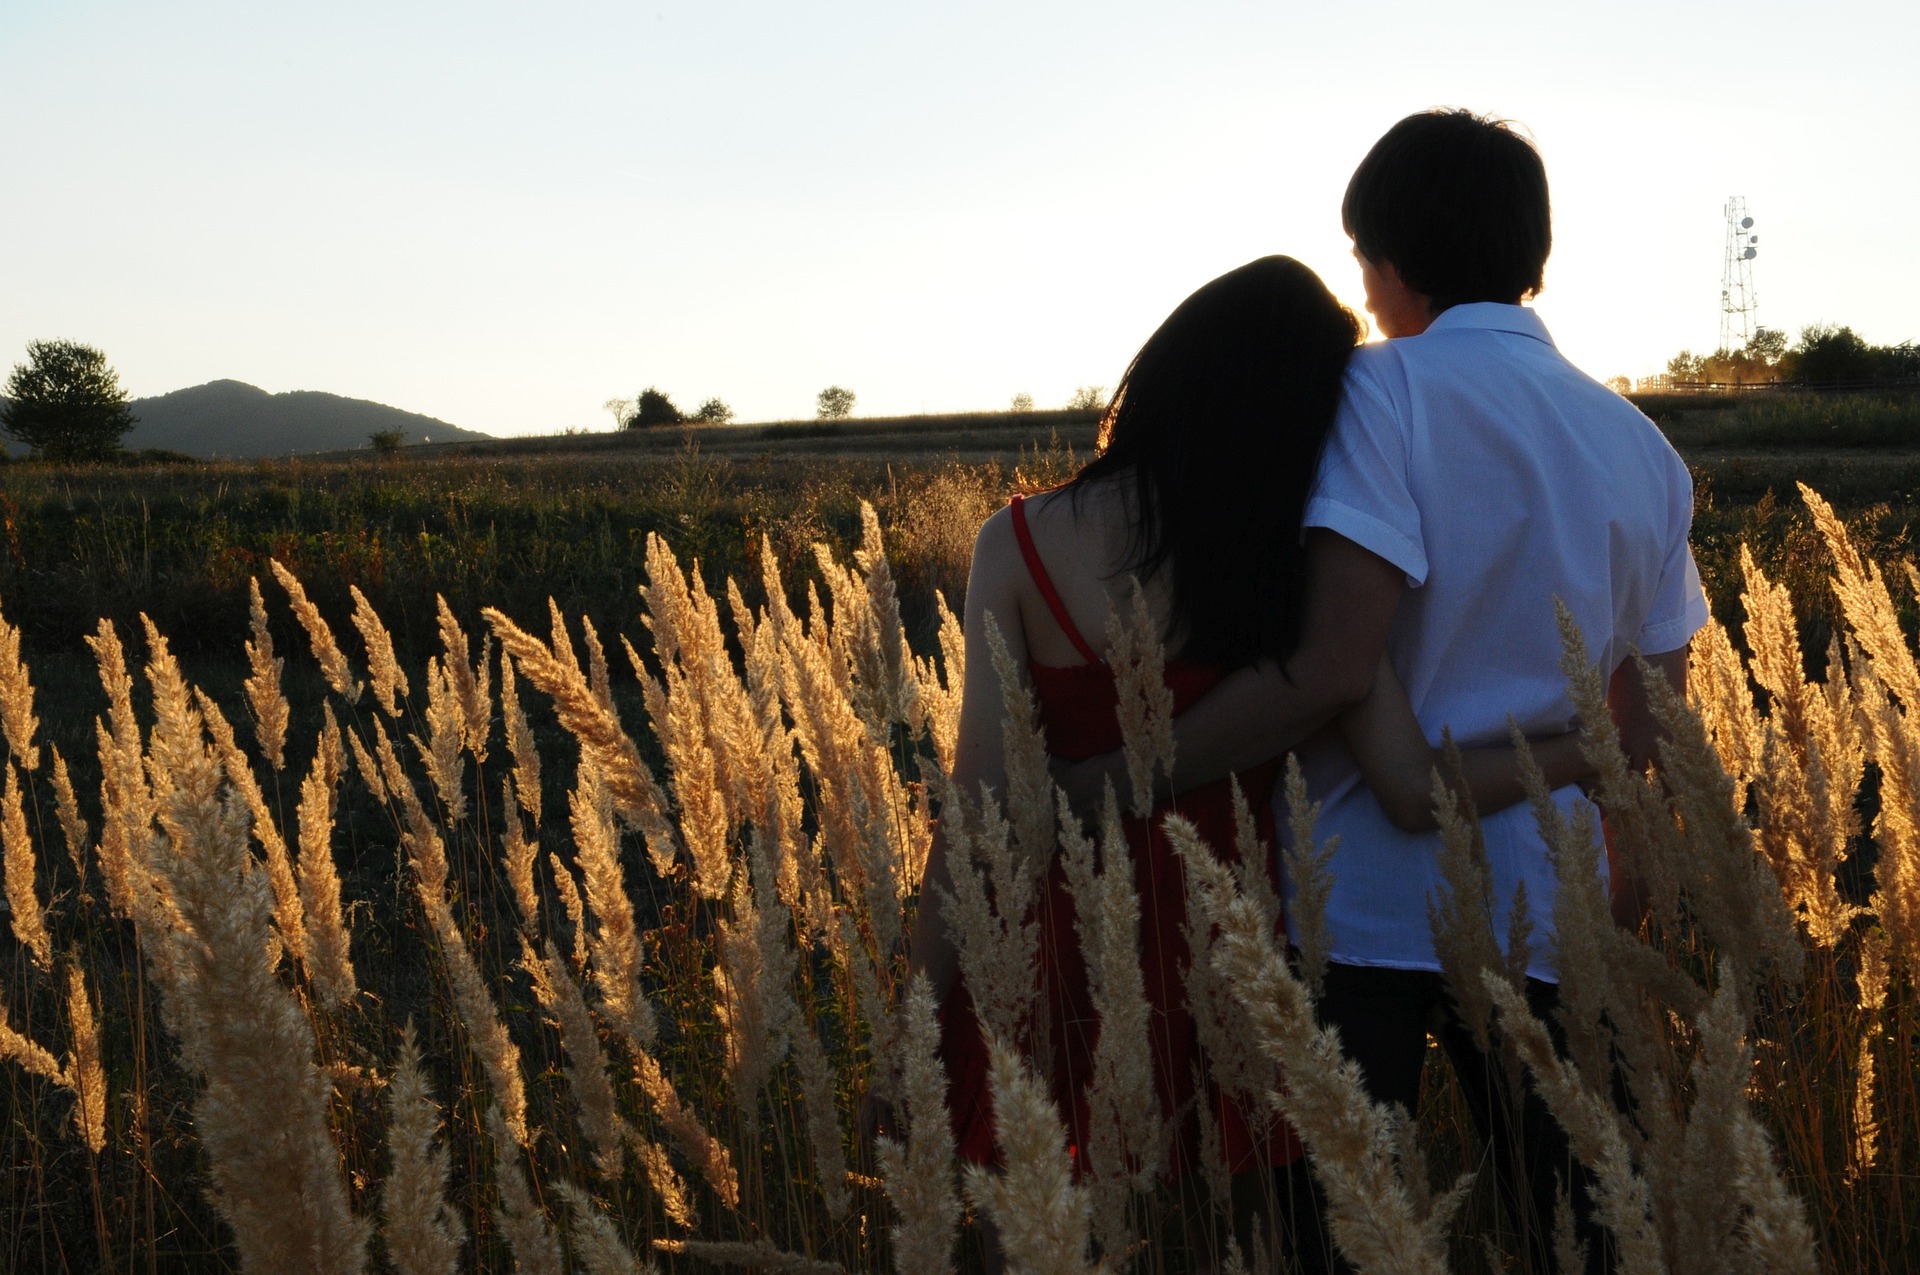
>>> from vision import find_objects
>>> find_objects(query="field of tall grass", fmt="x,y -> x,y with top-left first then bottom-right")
0,437 -> 1917,1271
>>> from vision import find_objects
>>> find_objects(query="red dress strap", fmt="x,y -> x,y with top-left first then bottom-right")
1009,495 -> 1103,666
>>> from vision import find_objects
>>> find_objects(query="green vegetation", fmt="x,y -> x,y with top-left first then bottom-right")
1662,323 -> 1917,388
1,339 -> 137,461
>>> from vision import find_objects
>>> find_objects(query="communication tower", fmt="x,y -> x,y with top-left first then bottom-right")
1720,197 -> 1760,351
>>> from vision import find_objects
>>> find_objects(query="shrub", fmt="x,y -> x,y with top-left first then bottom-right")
817,385 -> 856,419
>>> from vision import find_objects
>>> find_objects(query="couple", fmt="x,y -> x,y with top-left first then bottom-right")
910,109 -> 1705,1271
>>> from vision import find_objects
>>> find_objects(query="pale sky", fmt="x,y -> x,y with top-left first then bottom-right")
2,1 -> 1914,437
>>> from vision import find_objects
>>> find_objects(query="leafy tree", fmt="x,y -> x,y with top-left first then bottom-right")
1746,327 -> 1788,365
368,427 -> 405,455
603,397 -> 637,429
691,397 -> 734,424
1604,375 -> 1632,395
1010,392 -> 1034,413
631,387 -> 683,428
1,340 -> 138,461
816,386 -> 855,420
1066,385 -> 1108,411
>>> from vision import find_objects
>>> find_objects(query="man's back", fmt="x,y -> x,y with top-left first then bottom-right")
1299,302 -> 1707,976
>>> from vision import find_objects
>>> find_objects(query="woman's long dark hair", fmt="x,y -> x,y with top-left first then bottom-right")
1062,255 -> 1362,669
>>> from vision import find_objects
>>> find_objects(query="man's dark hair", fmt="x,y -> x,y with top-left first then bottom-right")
1342,109 -> 1551,311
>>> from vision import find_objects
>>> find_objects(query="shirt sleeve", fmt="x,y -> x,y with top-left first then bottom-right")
1302,359 -> 1428,587
1635,456 -> 1711,654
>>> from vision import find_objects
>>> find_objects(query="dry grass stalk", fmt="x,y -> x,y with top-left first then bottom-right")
1278,757 -> 1335,999
550,849 -> 586,962
1850,1033 -> 1880,1183
632,1044 -> 742,1211
243,576 -> 289,770
569,766 -> 657,1053
351,583 -> 411,716
1688,615 -> 1763,810
556,1181 -> 655,1275
376,720 -> 531,1145
584,614 -> 616,713
1802,483 -> 1920,711
130,628 -> 370,1273
791,983 -> 854,1220
985,618 -> 1055,882
488,1103 -> 565,1275
500,783 -> 540,928
523,938 -> 629,1176
631,1131 -> 698,1230
195,688 -> 309,969
412,656 -> 469,823
713,851 -> 787,1116
0,598 -> 40,772
63,961 -> 107,1153
435,595 -> 492,761
652,1238 -> 844,1274
500,657 -> 542,825
1850,660 -> 1920,961
852,501 -> 920,732
85,620 -> 145,917
484,612 -> 678,858
629,631 -> 732,897
910,589 -> 965,774
0,990 -> 63,1078
932,771 -> 1039,1047
295,722 -> 358,1007
269,558 -> 361,701
381,1023 -> 466,1275
2,762 -> 52,971
1105,578 -> 1174,818
876,974 -> 960,1275
1174,818 -> 1459,1275
963,1037 -> 1101,1275
49,746 -> 91,892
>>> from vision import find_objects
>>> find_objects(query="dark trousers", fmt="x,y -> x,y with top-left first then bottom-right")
1273,962 -> 1612,1275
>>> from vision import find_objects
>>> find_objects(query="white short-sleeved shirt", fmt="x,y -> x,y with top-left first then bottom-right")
1289,302 -> 1709,981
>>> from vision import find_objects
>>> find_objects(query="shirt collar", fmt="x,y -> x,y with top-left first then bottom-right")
1421,302 -> 1556,348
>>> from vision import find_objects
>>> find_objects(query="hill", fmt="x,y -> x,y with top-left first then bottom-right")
112,380 -> 491,457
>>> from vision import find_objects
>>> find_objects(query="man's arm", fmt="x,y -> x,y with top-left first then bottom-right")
1604,643 -> 1690,926
1058,530 -> 1406,811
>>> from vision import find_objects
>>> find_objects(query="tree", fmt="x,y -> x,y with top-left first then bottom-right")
1,340 -> 138,461
630,387 -> 683,428
368,427 -> 405,455
603,397 -> 636,429
691,397 -> 734,424
817,386 -> 855,420
1010,392 -> 1034,413
1746,327 -> 1788,366
1066,385 -> 1108,411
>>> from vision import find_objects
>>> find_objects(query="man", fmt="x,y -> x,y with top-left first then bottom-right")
1064,108 -> 1706,1272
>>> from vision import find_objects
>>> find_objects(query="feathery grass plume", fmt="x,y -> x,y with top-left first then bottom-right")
242,576 -> 289,770
49,746 -> 91,891
653,1238 -> 844,1274
1802,483 -> 1920,711
1849,1033 -> 1880,1183
376,719 -> 532,1145
812,531 -> 896,745
911,588 -> 965,773
1277,757 -> 1335,999
1173,818 -> 1460,1275
631,1131 -> 698,1230
435,594 -> 492,761
130,629 -> 370,1273
499,657 -> 542,824
583,613 -> 616,712
85,620 -> 145,917
556,1181 -> 654,1275
1105,578 -> 1175,818
523,938 -> 629,1176
932,771 -> 1040,1046
1849,657 -> 1920,961
853,500 -> 920,730
296,722 -> 358,1007
350,584 -> 410,717
733,581 -> 819,919
984,617 -> 1056,879
412,656 -> 469,823
484,611 -> 678,859
487,1103 -> 565,1275
550,849 -> 586,962
0,990 -> 63,1077
632,1044 -> 742,1210
500,784 -> 540,929
269,558 -> 362,701
347,722 -> 388,805
877,973 -> 961,1275
628,631 -> 731,896
569,765 -> 657,1053
713,852 -> 786,1117
791,979 -> 854,1220
63,961 -> 107,1153
1689,615 -> 1762,810
1059,786 -> 1162,1258
963,1037 -> 1101,1275
382,1023 -> 466,1275
196,688 -> 309,969
1426,747 -> 1508,1054
2,763 -> 52,971
0,596 -> 40,771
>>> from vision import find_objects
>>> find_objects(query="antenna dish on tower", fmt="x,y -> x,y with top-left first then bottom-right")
1721,197 -> 1761,351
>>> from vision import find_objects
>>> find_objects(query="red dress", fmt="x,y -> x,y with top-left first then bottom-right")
937,495 -> 1303,1177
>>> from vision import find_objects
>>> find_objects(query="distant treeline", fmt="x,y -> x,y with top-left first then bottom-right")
1649,324 -> 1919,390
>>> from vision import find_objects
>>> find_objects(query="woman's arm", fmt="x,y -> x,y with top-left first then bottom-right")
1340,659 -> 1594,833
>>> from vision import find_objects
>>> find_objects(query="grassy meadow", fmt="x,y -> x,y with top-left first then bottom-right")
0,389 -> 1917,1273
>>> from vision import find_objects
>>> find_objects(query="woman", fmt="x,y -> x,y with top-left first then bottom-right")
906,256 -> 1589,1260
